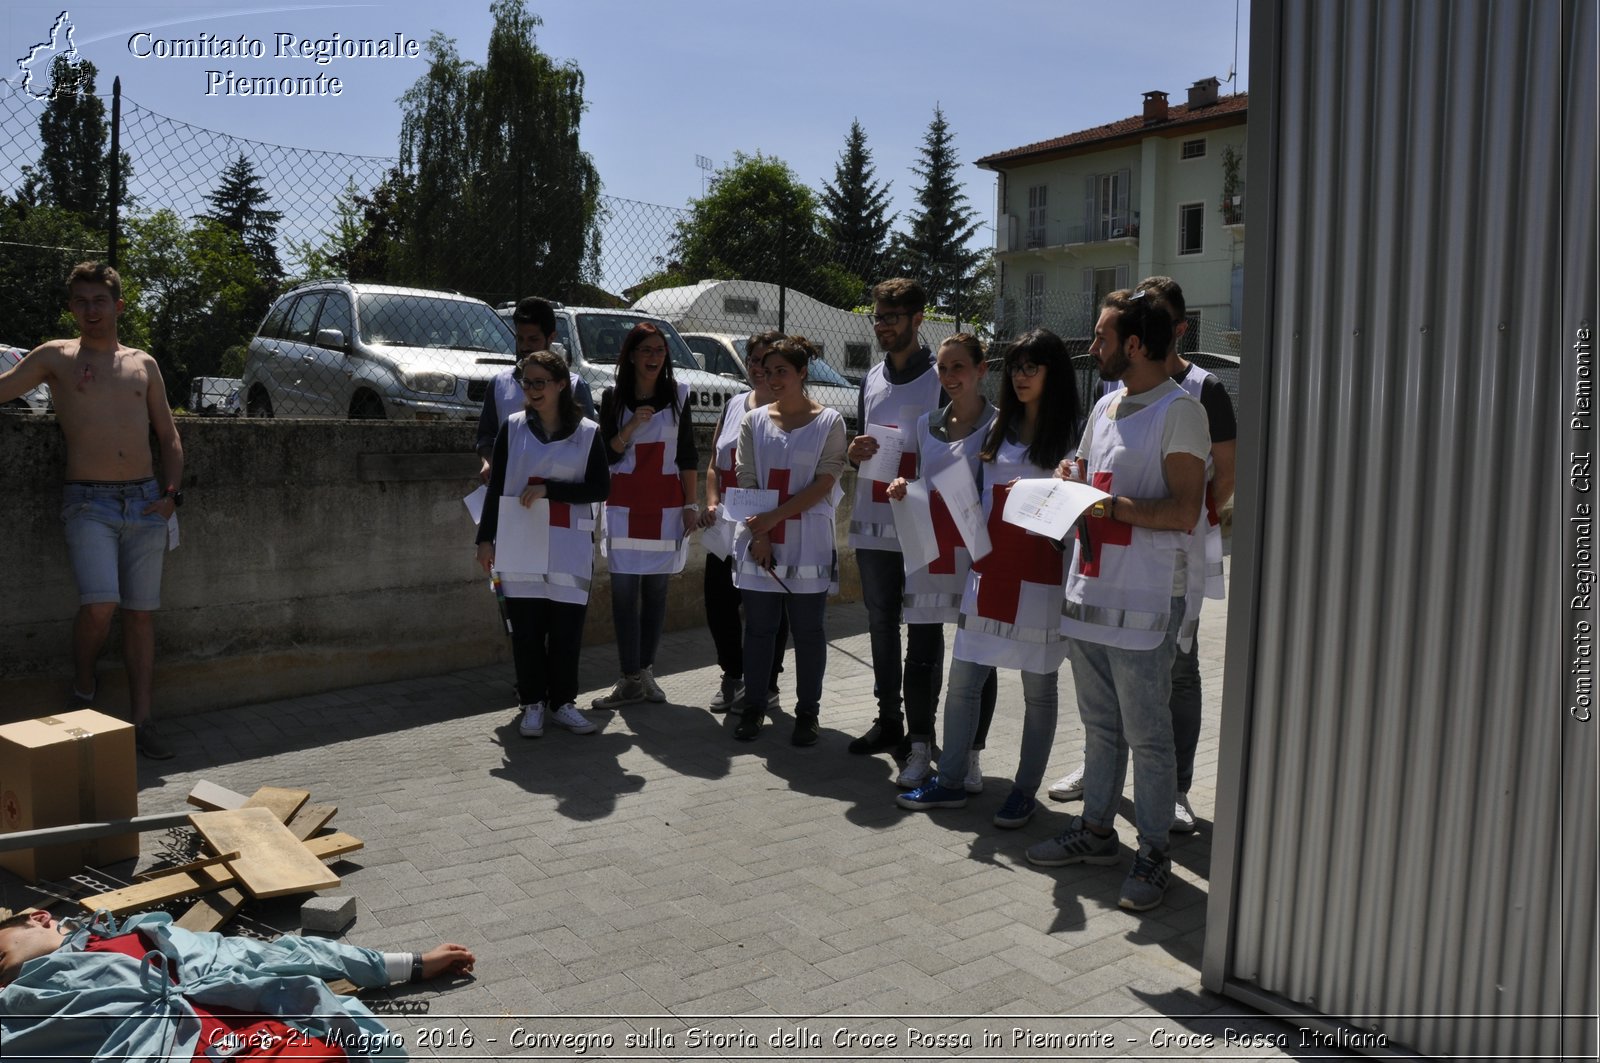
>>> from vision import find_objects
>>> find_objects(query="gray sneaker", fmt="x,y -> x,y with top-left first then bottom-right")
1025,815 -> 1120,867
639,667 -> 667,703
592,675 -> 646,709
709,674 -> 743,713
1047,764 -> 1085,802
1172,792 -> 1197,834
1118,842 -> 1172,911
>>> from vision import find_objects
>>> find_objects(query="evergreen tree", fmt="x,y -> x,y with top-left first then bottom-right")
397,1 -> 601,303
819,120 -> 894,283
33,55 -> 128,220
202,154 -> 284,284
894,105 -> 985,317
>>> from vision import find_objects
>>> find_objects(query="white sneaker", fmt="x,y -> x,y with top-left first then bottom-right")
1172,792 -> 1197,833
1047,763 -> 1085,802
709,674 -> 743,713
551,702 -> 597,734
963,750 -> 984,794
896,742 -> 934,789
518,702 -> 546,737
639,667 -> 667,703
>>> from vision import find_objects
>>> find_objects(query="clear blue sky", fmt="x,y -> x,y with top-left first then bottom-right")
5,0 -> 1250,285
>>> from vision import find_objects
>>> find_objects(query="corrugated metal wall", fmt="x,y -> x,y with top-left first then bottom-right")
1205,1 -> 1597,1059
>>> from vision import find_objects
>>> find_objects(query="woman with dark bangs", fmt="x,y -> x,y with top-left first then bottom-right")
592,322 -> 700,709
896,328 -> 1081,831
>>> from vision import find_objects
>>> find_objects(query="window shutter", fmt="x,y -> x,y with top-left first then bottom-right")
1083,176 -> 1096,238
1115,168 -> 1131,228
1115,264 -> 1129,290
1082,267 -> 1095,292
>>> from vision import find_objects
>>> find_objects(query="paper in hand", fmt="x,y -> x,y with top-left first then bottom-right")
1001,477 -> 1109,540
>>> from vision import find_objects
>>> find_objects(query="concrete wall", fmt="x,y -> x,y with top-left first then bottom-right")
0,415 -> 861,723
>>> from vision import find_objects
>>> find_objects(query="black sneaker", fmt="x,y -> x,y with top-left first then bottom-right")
791,715 -> 819,747
135,722 -> 175,761
733,710 -> 764,741
847,720 -> 903,755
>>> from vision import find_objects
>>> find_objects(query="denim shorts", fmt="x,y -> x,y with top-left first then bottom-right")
61,480 -> 168,610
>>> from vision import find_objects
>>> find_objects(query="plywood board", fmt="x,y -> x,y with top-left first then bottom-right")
80,832 -> 363,915
174,888 -> 244,932
286,803 -> 338,840
187,780 -> 249,812
189,808 -> 339,899
241,787 -> 311,824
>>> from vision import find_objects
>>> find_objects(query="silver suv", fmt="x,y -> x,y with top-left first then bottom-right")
243,282 -> 517,419
496,305 -> 744,428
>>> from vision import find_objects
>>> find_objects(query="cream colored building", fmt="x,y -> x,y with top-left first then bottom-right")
977,79 -> 1247,351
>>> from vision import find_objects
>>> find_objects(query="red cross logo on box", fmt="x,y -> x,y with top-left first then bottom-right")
971,482 -> 1064,623
609,441 -> 683,539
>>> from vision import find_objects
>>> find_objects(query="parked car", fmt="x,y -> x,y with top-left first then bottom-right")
679,331 -> 859,434
496,306 -> 744,429
242,282 -> 517,419
189,375 -> 242,416
1,345 -> 52,413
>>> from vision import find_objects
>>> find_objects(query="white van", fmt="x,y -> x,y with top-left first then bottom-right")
190,376 -> 242,416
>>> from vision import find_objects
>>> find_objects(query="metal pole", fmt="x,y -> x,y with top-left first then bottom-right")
107,76 -> 121,268
777,206 -> 788,333
0,811 -> 194,853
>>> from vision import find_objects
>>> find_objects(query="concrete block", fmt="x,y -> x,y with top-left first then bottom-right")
301,894 -> 356,935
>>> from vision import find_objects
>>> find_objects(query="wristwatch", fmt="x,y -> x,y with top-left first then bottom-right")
1090,497 -> 1112,520
164,485 -> 184,508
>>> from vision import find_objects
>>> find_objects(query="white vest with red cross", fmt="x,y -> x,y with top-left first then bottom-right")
498,412 -> 599,605
1177,360 -> 1227,602
848,360 -> 944,551
1061,387 -> 1198,651
952,437 -> 1071,674
701,389 -> 752,561
902,403 -> 997,624
733,405 -> 843,596
492,367 -> 584,425
601,381 -> 690,575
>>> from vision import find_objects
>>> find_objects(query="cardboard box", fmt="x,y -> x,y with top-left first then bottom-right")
0,710 -> 138,882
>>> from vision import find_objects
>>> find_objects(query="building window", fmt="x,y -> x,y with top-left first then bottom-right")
1084,169 -> 1132,241
1026,185 -> 1047,248
1181,137 -> 1206,160
1178,202 -> 1204,255
845,342 -> 870,370
724,296 -> 759,315
1024,272 -> 1045,328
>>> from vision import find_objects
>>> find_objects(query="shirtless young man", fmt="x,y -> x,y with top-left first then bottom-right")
0,262 -> 184,759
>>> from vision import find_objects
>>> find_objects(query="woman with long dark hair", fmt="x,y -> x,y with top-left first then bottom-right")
593,323 -> 699,708
897,328 -> 1080,828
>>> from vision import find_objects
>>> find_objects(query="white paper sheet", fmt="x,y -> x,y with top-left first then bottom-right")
1001,477 -> 1109,541
463,484 -> 487,525
889,479 -> 939,572
720,487 -> 780,523
858,422 -> 908,484
166,515 -> 179,551
495,497 -> 551,574
929,463 -> 992,562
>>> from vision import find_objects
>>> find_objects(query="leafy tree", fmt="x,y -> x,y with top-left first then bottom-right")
0,198 -> 107,348
344,168 -> 412,282
893,105 -> 985,318
202,154 -> 283,284
396,2 -> 601,303
28,55 -> 131,221
819,120 -> 894,283
652,151 -> 863,309
287,178 -> 369,281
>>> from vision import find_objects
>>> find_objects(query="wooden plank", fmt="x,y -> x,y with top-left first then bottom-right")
187,780 -> 250,812
324,978 -> 360,997
81,832 -> 363,915
286,803 -> 338,841
174,888 -> 245,933
189,809 -> 339,899
135,850 -> 240,881
242,786 -> 311,824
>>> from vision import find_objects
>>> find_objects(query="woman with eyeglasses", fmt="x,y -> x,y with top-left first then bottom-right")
698,330 -> 791,715
592,323 -> 700,710
883,334 -> 1000,791
897,328 -> 1081,829
730,336 -> 848,745
476,350 -> 610,738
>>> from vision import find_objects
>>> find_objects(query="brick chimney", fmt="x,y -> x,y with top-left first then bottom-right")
1142,90 -> 1169,124
1187,77 -> 1220,108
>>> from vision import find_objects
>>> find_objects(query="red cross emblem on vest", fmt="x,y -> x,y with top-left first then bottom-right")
1079,470 -> 1132,577
764,467 -> 804,544
609,440 -> 683,539
870,448 -> 919,503
527,477 -> 570,528
927,489 -> 962,575
971,482 -> 1064,623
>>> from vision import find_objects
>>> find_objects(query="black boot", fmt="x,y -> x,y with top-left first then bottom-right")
791,713 -> 820,747
848,718 -> 903,755
733,708 -> 764,741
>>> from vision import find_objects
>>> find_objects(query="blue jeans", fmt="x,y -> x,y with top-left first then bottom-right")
609,571 -> 668,675
743,591 -> 826,716
935,657 -> 1058,794
61,480 -> 167,609
1068,596 -> 1186,852
857,547 -> 943,733
1170,637 -> 1202,793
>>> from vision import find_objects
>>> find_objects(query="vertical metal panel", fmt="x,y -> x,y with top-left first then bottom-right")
1208,1 -> 1595,1059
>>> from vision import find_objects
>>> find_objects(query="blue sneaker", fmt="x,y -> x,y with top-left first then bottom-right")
992,789 -> 1038,829
1118,842 -> 1172,911
896,781 -> 969,811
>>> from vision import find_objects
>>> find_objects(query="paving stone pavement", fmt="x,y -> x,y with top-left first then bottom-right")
4,560 -> 1353,1061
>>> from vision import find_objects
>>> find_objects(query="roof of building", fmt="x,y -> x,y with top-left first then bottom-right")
975,92 -> 1249,169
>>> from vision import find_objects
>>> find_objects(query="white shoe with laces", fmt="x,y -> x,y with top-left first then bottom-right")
1047,763 -> 1085,802
639,667 -> 667,703
1172,791 -> 1197,833
963,750 -> 984,794
895,742 -> 934,789
551,702 -> 597,734
518,702 -> 546,738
